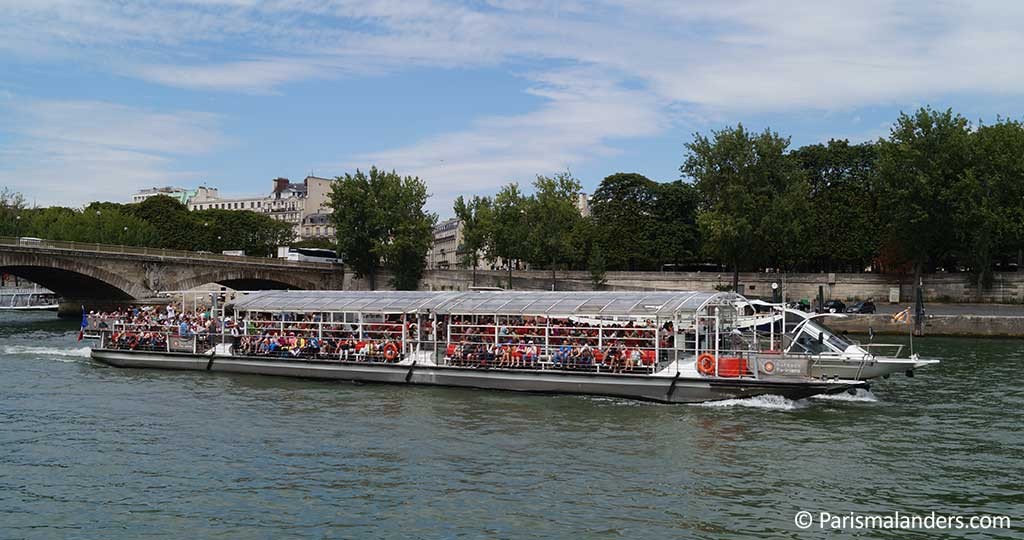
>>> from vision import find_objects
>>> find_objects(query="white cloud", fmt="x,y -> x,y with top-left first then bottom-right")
350,67 -> 665,212
5,0 -> 1024,210
132,59 -> 326,94
0,99 -> 225,205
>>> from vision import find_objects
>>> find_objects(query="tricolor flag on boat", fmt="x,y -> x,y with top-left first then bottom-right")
891,307 -> 912,324
77,306 -> 87,341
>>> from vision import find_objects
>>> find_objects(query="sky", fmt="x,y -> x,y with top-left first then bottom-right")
2,1 -> 1024,216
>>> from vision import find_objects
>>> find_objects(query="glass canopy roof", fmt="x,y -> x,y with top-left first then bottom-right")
230,290 -> 743,318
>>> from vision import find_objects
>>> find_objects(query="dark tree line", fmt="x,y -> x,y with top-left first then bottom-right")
0,193 -> 294,257
457,107 -> 1024,291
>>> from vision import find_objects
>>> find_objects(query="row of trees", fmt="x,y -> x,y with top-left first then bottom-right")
3,106 -> 1020,293
450,107 -> 1024,292
0,192 -> 294,257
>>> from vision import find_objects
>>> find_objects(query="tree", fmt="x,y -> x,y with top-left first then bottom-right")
453,195 -> 493,285
876,107 -> 973,287
588,243 -> 608,290
490,183 -> 530,289
955,119 -> 1024,294
130,195 -> 200,250
682,124 -> 806,290
524,172 -> 585,289
0,188 -> 27,236
651,180 -> 701,269
790,140 -> 880,272
193,208 -> 294,257
590,173 -> 660,270
328,167 -> 436,290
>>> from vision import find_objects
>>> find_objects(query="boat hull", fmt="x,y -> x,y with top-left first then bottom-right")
91,349 -> 861,404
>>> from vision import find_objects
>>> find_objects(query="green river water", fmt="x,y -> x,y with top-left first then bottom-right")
1,311 -> 1021,539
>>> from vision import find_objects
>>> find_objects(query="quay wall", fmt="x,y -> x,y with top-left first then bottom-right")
825,314 -> 1024,338
412,269 -> 1024,304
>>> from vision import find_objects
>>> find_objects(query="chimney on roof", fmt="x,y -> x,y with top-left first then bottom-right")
273,177 -> 290,196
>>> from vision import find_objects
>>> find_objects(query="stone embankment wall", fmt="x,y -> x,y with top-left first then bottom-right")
411,269 -> 1024,304
825,314 -> 1024,338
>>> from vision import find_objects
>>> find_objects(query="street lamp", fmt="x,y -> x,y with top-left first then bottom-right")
14,215 -> 21,237
95,210 -> 103,244
122,225 -> 128,245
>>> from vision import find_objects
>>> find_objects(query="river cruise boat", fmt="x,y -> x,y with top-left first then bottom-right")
0,286 -> 58,311
85,290 -> 910,404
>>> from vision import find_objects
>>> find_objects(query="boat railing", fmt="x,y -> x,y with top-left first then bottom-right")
858,343 -> 905,358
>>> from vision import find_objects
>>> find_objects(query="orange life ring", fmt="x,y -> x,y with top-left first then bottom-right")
697,353 -> 716,375
384,343 -> 399,361
761,360 -> 776,374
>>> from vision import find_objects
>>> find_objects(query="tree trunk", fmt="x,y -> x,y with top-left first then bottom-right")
732,266 -> 740,293
368,266 -> 377,291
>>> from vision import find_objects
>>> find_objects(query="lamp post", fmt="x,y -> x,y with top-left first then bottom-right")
122,225 -> 128,245
14,215 -> 21,238
95,210 -> 102,244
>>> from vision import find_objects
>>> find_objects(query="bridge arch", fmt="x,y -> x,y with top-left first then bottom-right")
0,254 -> 143,300
169,269 -> 322,292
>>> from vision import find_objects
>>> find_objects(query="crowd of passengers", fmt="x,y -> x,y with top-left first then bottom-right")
91,307 -> 674,372
448,339 -> 656,372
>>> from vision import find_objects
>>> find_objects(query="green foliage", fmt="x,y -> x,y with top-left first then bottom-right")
876,107 -> 973,278
1,192 -> 290,255
129,196 -> 197,250
590,173 -> 660,270
954,119 -> 1024,290
588,243 -> 607,290
490,183 -> 531,268
453,195 -> 493,269
328,167 -> 436,290
523,172 -> 585,270
682,124 -> 807,284
0,188 -> 27,236
192,208 -> 294,257
790,140 -> 880,271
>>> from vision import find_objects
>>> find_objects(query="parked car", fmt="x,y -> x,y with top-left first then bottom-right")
786,299 -> 811,312
820,299 -> 846,313
846,300 -> 877,314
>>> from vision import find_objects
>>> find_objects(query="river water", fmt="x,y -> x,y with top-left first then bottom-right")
1,311 -> 1021,539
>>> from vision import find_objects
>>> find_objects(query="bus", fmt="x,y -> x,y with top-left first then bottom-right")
278,246 -> 340,264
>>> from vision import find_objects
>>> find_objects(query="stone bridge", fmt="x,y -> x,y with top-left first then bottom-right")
0,238 -> 344,315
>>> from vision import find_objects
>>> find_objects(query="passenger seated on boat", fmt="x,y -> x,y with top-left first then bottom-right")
553,340 -> 571,367
497,344 -> 512,367
605,343 -> 621,371
523,341 -> 538,367
578,343 -> 593,366
511,341 -> 526,367
338,339 -> 353,360
627,348 -> 641,370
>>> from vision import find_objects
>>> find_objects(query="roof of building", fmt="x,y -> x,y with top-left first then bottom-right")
230,290 -> 742,318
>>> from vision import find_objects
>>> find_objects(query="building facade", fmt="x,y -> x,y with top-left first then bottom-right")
134,177 -> 335,241
427,218 -> 464,269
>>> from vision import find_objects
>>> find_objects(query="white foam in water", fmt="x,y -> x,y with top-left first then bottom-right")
811,388 -> 879,403
1,345 -> 92,360
695,394 -> 806,411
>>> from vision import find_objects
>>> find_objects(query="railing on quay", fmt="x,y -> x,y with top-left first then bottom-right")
0,236 -> 337,269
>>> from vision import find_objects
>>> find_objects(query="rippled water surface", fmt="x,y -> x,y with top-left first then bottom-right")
1,311 -> 1021,539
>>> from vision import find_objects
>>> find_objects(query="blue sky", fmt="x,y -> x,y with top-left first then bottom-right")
2,1 -> 1023,215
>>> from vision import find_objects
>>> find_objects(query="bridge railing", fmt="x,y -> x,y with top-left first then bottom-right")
0,236 -> 337,269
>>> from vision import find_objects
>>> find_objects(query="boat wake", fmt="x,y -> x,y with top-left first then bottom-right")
811,388 -> 879,402
1,345 -> 92,361
695,394 -> 806,411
